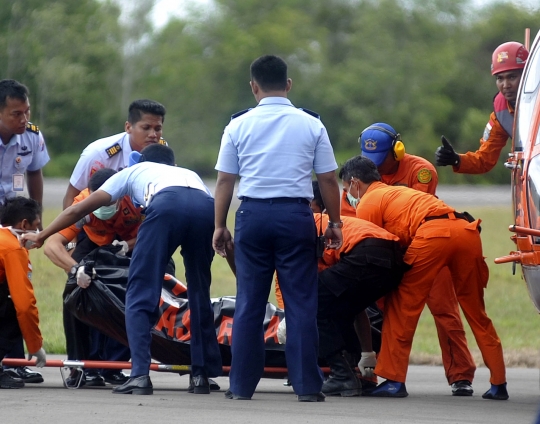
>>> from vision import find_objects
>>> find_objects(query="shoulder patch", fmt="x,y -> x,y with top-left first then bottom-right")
230,108 -> 251,120
159,138 -> 167,146
26,122 -> 39,134
417,168 -> 432,184
483,122 -> 493,141
105,143 -> 122,158
298,108 -> 320,120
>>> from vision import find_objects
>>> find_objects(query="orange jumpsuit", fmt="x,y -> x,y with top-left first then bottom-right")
357,182 -> 506,385
0,228 -> 43,354
380,154 -> 475,384
59,188 -> 142,244
455,93 -> 513,174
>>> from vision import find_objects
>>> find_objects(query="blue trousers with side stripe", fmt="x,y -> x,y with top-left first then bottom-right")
126,187 -> 222,378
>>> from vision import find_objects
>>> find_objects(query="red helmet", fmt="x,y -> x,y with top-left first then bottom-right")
491,41 -> 529,75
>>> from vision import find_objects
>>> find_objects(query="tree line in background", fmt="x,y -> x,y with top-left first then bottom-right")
1,0 -> 539,183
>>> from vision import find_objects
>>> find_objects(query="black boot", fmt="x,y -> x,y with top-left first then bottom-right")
322,352 -> 362,397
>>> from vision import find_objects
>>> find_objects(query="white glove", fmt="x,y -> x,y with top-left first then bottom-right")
76,266 -> 92,289
112,240 -> 129,256
277,318 -> 286,344
358,351 -> 377,378
28,347 -> 47,367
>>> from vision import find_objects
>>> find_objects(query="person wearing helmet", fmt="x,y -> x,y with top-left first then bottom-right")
349,123 -> 477,397
435,41 -> 529,173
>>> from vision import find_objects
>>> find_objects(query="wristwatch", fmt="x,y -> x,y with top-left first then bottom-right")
328,220 -> 343,229
69,264 -> 78,279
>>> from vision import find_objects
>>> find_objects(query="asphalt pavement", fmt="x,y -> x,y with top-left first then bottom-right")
38,178 -> 511,210
2,357 -> 539,424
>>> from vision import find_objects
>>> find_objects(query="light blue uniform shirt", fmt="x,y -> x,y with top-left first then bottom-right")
215,97 -> 337,200
0,125 -> 49,201
99,161 -> 211,208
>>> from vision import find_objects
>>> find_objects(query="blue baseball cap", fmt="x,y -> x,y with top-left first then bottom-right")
359,123 -> 397,166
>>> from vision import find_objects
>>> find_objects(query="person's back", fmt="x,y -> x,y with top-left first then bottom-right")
213,54 -> 343,402
358,182 -> 453,246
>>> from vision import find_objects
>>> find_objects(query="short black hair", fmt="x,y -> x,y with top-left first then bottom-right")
340,156 -> 381,184
127,99 -> 166,124
0,79 -> 29,110
250,55 -> 288,92
312,180 -> 325,211
89,168 -> 117,192
0,197 -> 41,227
140,144 -> 175,166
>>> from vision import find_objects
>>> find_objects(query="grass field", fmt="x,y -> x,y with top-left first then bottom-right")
30,205 -> 540,367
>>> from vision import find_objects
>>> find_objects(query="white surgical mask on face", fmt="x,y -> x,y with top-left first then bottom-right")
93,204 -> 118,221
346,191 -> 359,209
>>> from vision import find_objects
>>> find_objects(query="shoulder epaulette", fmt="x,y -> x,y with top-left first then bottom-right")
231,108 -> 252,120
105,143 -> 122,158
26,122 -> 39,133
159,138 -> 168,146
298,108 -> 320,120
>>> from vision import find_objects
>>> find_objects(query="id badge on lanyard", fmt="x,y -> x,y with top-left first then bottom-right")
13,173 -> 24,191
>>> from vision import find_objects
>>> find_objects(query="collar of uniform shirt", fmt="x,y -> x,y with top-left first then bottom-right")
256,97 -> 294,107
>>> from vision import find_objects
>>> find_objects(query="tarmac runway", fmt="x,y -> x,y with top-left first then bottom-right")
38,179 -> 511,210
2,357 -> 539,424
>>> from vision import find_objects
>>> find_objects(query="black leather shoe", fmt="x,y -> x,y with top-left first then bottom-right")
189,375 -> 210,394
0,371 -> 25,389
298,392 -> 326,402
5,366 -> 44,384
112,375 -> 153,395
224,389 -> 251,400
187,377 -> 220,393
84,372 -> 105,387
102,371 -> 130,385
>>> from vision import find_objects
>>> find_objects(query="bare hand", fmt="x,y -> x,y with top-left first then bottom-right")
213,227 -> 233,258
324,227 -> 343,250
20,232 -> 43,249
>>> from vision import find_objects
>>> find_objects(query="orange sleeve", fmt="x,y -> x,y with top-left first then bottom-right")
456,112 -> 510,174
59,224 -> 81,242
4,249 -> 42,353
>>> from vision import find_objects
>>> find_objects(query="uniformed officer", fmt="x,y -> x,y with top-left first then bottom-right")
24,144 -> 222,395
63,99 -> 167,208
435,41 -> 529,173
0,79 -> 49,385
213,54 -> 343,402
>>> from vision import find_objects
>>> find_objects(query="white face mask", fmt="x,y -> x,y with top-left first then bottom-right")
93,204 -> 118,221
346,191 -> 359,209
4,226 -> 40,249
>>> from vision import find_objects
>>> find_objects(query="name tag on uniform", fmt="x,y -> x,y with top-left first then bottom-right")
13,173 -> 24,191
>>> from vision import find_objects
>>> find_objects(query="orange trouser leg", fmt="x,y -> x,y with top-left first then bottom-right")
447,223 -> 506,385
374,223 -> 450,383
426,266 -> 476,384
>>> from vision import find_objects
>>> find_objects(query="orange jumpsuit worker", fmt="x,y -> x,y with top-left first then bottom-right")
342,155 -> 508,400
0,197 -> 46,389
435,41 -> 529,173
355,123 -> 476,396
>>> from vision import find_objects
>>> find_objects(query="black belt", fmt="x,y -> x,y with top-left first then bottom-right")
423,212 -> 470,223
241,197 -> 309,205
357,238 -> 400,250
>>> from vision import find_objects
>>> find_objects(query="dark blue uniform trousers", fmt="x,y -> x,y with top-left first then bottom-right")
126,187 -> 222,377
231,198 -> 323,397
